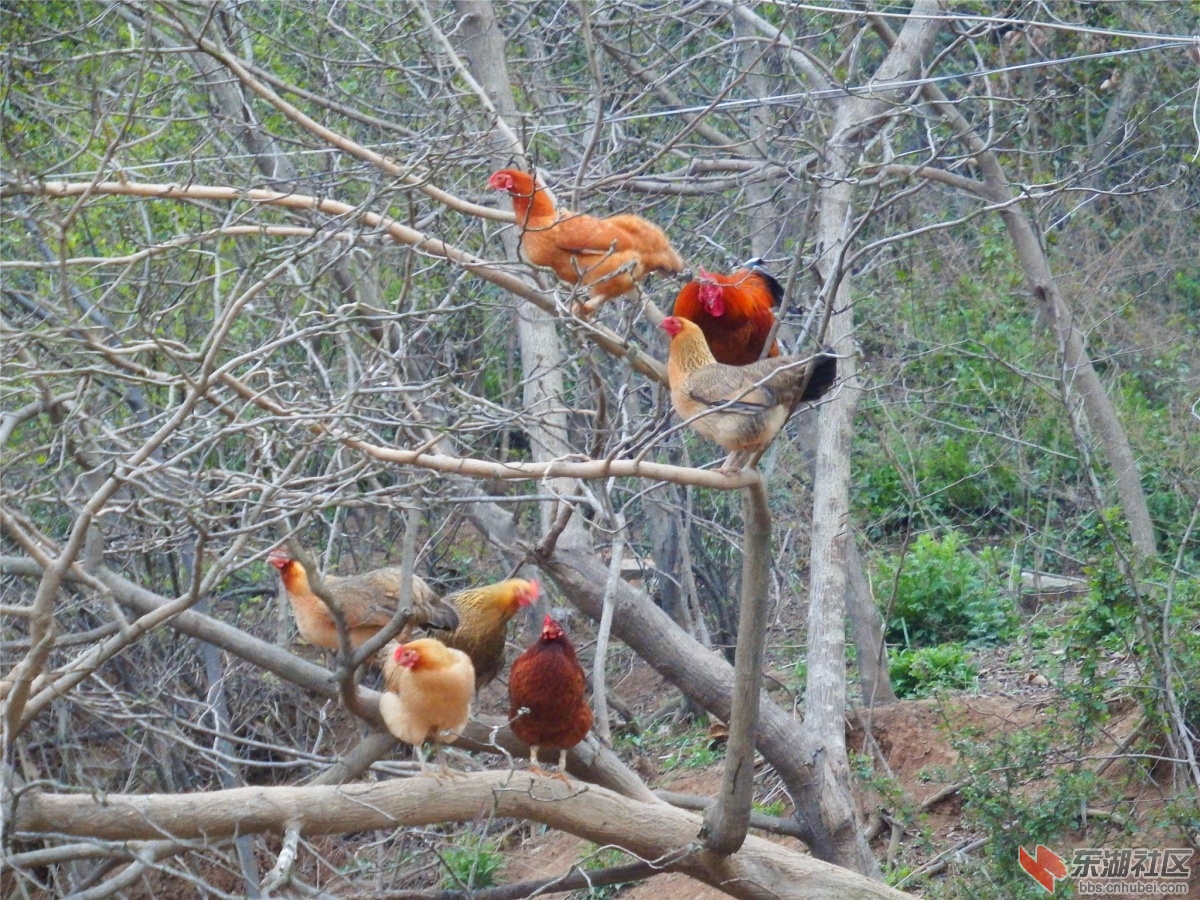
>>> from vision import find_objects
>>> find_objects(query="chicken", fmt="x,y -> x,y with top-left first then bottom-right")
488,168 -> 685,315
671,258 -> 782,366
439,578 -> 540,690
660,315 -> 838,472
508,614 -> 594,778
268,548 -> 458,652
380,638 -> 475,770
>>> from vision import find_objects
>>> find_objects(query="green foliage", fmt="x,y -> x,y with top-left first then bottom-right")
889,643 -> 979,698
946,722 -> 1102,900
615,719 -> 724,772
1168,268 -> 1200,316
877,531 -> 1017,648
752,799 -> 787,818
1066,546 -> 1200,754
571,845 -> 635,899
441,835 -> 504,890
659,731 -> 724,772
852,273 -> 1068,542
919,540 -> 1200,896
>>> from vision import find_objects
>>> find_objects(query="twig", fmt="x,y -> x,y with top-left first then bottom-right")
591,510 -> 626,744
260,821 -> 302,895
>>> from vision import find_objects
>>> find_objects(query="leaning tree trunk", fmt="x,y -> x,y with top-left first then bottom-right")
867,13 -> 1157,561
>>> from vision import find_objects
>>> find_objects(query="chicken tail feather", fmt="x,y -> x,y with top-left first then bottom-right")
799,352 -> 838,403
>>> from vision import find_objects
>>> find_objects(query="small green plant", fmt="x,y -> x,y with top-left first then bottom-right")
878,530 -> 1016,647
571,844 -> 634,899
791,658 -> 808,696
752,798 -> 787,817
441,835 -> 504,890
889,643 -> 978,698
660,735 -> 723,771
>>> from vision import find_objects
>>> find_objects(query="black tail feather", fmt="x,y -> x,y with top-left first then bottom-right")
801,352 -> 838,402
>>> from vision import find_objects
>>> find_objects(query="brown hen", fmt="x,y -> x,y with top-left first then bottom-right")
268,548 -> 457,652
661,315 -> 837,472
508,614 -> 593,778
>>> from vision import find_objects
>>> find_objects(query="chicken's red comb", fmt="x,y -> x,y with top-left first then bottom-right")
660,316 -> 684,336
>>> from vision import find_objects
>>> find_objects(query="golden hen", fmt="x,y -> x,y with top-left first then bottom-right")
380,638 -> 475,771
661,315 -> 837,472
488,168 -> 685,315
268,548 -> 458,652
439,578 -> 539,690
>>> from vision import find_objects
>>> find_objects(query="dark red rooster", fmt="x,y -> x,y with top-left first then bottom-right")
508,614 -> 593,778
671,258 -> 782,366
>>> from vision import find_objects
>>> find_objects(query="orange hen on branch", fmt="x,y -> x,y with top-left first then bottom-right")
380,638 -> 475,771
268,548 -> 458,654
488,168 -> 685,316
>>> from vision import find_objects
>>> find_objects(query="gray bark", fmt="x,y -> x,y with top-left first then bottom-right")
703,477 -> 772,853
9,772 -> 909,900
847,538 -> 899,706
800,0 -> 946,877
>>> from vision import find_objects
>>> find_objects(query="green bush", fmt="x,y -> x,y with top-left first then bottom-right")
889,643 -> 979,698
442,835 -> 504,890
877,530 -> 1016,647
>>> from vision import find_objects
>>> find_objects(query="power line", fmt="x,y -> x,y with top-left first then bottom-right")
42,31 -> 1194,182
767,0 -> 1199,45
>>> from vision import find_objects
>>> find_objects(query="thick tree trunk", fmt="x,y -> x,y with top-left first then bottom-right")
799,0 -> 946,876
9,772 -> 909,900
454,0 -> 591,551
